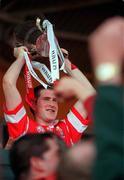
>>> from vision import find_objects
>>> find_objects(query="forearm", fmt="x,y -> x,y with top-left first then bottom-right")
69,78 -> 96,119
60,49 -> 96,117
3,57 -> 25,86
2,46 -> 29,110
70,68 -> 94,88
3,56 -> 25,110
72,80 -> 95,103
65,60 -> 95,91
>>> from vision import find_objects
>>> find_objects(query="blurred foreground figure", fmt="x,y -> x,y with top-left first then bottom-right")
89,17 -> 124,180
10,132 -> 66,180
57,138 -> 96,180
56,16 -> 124,180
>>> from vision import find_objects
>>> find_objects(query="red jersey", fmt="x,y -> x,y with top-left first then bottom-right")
4,102 -> 90,146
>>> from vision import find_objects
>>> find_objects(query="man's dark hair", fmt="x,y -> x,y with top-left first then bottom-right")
34,85 -> 45,99
9,132 -> 66,180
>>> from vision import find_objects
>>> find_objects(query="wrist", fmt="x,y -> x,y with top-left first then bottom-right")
74,80 -> 96,101
17,55 -> 25,65
94,63 -> 121,85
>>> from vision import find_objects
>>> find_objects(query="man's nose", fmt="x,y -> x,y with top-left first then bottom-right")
48,100 -> 56,106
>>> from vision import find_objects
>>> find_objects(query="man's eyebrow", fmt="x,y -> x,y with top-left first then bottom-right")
42,96 -> 51,99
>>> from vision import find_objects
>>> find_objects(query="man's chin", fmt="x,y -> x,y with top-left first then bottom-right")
45,117 -> 56,123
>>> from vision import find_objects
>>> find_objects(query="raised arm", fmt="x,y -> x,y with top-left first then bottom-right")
62,48 -> 96,118
3,46 -> 27,110
89,17 -> 123,180
54,76 -> 95,143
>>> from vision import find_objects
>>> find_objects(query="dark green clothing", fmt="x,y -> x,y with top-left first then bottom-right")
93,86 -> 124,180
0,149 -> 14,180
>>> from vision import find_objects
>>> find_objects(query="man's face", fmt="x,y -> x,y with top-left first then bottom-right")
35,89 -> 58,123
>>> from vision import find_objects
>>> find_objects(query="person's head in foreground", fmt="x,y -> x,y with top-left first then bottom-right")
9,132 -> 67,180
57,137 -> 96,180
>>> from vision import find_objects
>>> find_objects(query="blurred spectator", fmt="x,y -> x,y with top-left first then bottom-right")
56,16 -> 124,180
57,139 -> 96,180
9,132 -> 67,180
89,17 -> 124,180
0,149 -> 14,180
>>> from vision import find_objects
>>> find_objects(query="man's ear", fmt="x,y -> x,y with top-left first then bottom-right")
30,157 -> 44,171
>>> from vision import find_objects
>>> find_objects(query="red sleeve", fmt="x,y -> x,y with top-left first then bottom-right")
65,106 -> 90,143
3,102 -> 29,139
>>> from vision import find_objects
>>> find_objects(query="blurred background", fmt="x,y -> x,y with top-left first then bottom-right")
0,0 -> 123,146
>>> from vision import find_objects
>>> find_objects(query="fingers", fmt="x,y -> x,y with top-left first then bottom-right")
14,46 -> 29,58
60,48 -> 73,71
61,48 -> 69,58
54,77 -> 77,98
